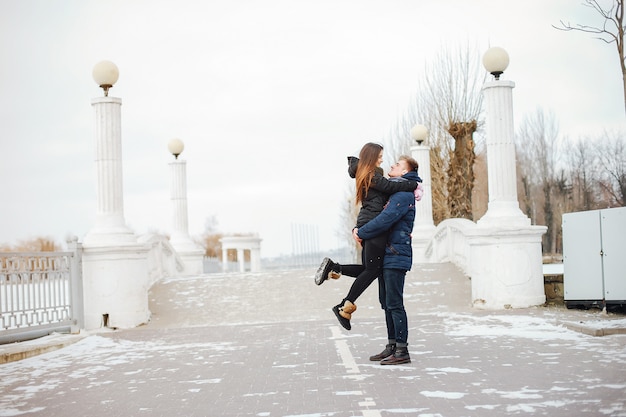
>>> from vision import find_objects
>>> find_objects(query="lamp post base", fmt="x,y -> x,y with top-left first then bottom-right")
81,243 -> 151,330
412,224 -> 436,264
468,224 -> 547,309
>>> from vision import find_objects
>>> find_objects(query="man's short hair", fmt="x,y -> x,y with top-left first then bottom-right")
399,155 -> 419,172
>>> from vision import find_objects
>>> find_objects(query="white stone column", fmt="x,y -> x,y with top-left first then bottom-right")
84,97 -> 135,245
221,248 -> 228,272
237,249 -> 245,272
411,143 -> 435,229
170,159 -> 190,242
477,80 -> 529,227
169,158 -> 204,275
249,244 -> 262,273
411,143 -> 436,263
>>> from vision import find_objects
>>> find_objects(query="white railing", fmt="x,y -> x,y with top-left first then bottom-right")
424,218 -> 476,275
0,239 -> 83,344
138,234 -> 185,286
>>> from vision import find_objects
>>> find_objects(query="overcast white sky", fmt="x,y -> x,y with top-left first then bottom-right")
0,0 -> 624,257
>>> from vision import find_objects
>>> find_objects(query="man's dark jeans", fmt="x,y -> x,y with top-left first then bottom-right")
378,268 -> 408,344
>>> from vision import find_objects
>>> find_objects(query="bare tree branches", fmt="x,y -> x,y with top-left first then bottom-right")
554,0 -> 626,115
594,130 -> 626,206
422,42 -> 485,130
566,138 -> 600,211
554,0 -> 622,43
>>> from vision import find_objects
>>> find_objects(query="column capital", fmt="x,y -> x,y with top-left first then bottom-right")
482,80 -> 515,91
91,96 -> 122,105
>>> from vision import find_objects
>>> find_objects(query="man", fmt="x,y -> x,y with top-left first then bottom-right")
353,155 -> 420,365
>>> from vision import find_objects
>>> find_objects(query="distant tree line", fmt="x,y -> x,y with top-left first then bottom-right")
0,237 -> 59,252
516,113 -> 625,253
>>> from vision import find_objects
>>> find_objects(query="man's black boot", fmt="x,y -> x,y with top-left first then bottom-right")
380,346 -> 411,365
369,344 -> 396,361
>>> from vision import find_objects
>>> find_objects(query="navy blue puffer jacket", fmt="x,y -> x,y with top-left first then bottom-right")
348,156 -> 418,228
355,171 -> 420,271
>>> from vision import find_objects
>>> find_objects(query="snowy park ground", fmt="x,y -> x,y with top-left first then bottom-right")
1,262 -> 625,417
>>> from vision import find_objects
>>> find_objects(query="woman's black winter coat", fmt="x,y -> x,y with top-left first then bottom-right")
347,156 -> 418,228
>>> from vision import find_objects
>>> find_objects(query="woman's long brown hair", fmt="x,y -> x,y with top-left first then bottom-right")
355,142 -> 383,204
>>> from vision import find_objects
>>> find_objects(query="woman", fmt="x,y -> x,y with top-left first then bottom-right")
314,142 -> 419,330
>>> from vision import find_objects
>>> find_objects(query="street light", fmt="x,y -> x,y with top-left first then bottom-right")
410,124 -> 428,145
168,138 -> 185,159
92,60 -> 119,96
409,122 -> 435,260
472,47 -> 547,310
482,47 -> 509,80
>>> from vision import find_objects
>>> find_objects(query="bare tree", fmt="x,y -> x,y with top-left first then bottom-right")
554,0 -> 626,115
594,130 -> 626,206
517,108 -> 562,254
447,120 -> 477,219
565,137 -> 600,210
471,145 -> 489,220
425,44 -> 485,220
516,133 -> 536,220
388,42 -> 486,222
202,215 -> 223,257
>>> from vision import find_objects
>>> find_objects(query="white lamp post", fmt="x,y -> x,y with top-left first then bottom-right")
168,139 -> 204,275
477,47 -> 528,227
168,138 -> 190,245
467,48 -> 547,310
410,124 -> 436,263
81,61 -> 150,331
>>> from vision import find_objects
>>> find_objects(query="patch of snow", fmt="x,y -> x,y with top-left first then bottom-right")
0,407 -> 46,417
424,367 -> 473,374
243,392 -> 278,397
420,391 -> 466,399
179,379 -> 221,384
465,404 -> 501,411
442,313 -> 589,341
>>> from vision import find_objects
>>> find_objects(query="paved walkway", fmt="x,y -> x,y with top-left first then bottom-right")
1,262 -> 625,416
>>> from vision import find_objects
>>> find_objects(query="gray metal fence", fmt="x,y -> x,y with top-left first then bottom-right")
0,239 -> 83,344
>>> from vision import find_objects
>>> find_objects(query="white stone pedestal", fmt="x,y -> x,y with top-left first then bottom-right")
412,225 -> 437,264
466,76 -> 547,309
82,243 -> 150,329
468,225 -> 547,309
